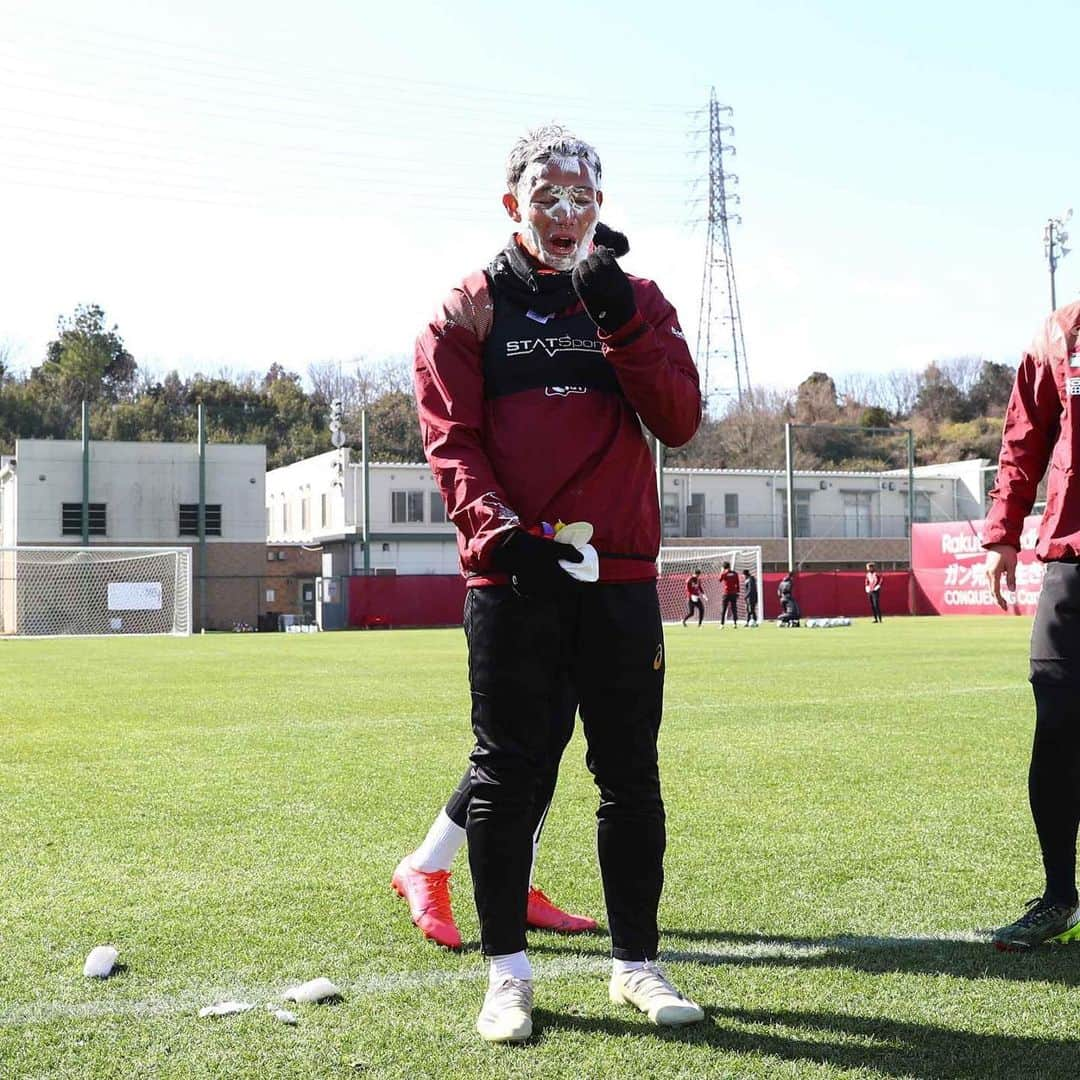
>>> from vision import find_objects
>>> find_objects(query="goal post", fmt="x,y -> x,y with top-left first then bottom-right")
0,546 -> 192,637
657,545 -> 763,625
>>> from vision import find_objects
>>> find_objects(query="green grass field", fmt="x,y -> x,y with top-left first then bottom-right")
1,616 -> 1077,1079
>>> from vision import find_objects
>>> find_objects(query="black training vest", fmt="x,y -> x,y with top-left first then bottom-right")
481,285 -> 623,400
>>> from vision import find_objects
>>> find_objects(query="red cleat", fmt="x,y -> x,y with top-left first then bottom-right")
526,886 -> 598,933
391,857 -> 462,949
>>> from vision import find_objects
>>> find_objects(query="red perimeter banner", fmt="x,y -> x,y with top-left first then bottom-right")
911,516 -> 1043,615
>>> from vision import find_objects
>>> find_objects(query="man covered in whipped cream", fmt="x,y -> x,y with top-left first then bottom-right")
413,124 -> 702,1043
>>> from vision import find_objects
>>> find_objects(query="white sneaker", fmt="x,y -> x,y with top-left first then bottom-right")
609,962 -> 704,1026
476,978 -> 533,1042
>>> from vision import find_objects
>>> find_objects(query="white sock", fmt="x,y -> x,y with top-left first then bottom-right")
612,958 -> 647,977
489,951 -> 532,985
409,809 -> 466,873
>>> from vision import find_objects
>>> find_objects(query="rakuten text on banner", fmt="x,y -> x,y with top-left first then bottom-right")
911,516 -> 1043,615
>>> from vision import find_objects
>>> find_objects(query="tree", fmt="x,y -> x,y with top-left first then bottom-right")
37,304 -> 137,406
365,389 -> 425,462
794,372 -> 840,424
968,360 -> 1016,416
914,362 -> 970,423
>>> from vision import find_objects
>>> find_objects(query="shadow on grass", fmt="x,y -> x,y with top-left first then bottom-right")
533,1005 -> 1080,1080
658,928 -> 1080,986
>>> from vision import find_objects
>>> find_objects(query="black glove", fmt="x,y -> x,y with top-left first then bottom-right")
593,222 -> 629,257
491,529 -> 584,596
572,247 -> 637,334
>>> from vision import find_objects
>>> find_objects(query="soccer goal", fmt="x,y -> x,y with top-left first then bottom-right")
657,545 -> 763,625
0,546 -> 192,637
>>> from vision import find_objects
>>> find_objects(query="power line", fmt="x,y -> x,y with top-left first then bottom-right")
0,15 -> 693,114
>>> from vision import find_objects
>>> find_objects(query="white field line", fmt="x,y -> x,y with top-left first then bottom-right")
0,932 -> 989,1027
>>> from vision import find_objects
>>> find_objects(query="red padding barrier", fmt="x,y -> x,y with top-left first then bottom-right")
346,570 -> 912,629
760,571 -> 910,619
347,574 -> 466,629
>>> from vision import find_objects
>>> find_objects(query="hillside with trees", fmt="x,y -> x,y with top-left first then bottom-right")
1,305 -> 1017,473
666,358 -> 1016,472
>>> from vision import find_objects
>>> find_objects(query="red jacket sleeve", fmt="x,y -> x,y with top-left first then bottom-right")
599,279 -> 702,448
413,284 -> 521,572
983,318 -> 1063,549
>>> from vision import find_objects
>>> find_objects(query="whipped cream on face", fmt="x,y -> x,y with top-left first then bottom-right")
516,158 -> 599,271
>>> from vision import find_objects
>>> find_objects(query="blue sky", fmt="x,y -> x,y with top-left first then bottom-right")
0,0 -> 1077,401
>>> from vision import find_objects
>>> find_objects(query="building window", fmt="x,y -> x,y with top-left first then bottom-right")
61,503 -> 106,536
281,502 -> 290,533
320,492 -> 329,528
842,492 -> 873,538
429,492 -> 447,524
779,492 -> 811,537
391,490 -> 424,523
914,491 -> 932,524
179,504 -> 222,537
724,493 -> 739,529
300,496 -> 310,531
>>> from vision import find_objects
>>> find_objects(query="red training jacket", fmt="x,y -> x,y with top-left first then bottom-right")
720,570 -> 740,596
414,264 -> 701,584
686,576 -> 702,599
984,300 -> 1080,559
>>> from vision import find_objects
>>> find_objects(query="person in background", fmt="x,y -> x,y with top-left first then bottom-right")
984,298 -> 1080,951
777,571 -> 800,627
865,562 -> 883,623
718,561 -> 740,628
743,568 -> 758,627
682,568 -> 707,626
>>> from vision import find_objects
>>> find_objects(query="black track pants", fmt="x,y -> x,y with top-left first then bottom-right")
464,581 -> 666,959
720,595 -> 738,624
444,683 -> 577,845
868,591 -> 882,622
683,599 -> 704,626
1029,562 -> 1080,906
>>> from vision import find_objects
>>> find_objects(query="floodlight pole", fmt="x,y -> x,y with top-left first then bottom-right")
197,404 -> 207,632
80,400 -> 90,545
784,422 -> 795,572
361,407 -> 371,572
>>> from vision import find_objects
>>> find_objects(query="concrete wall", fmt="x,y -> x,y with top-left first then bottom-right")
11,439 -> 266,544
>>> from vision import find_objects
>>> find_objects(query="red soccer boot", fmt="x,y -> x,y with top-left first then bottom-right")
526,886 -> 598,933
391,857 -> 462,949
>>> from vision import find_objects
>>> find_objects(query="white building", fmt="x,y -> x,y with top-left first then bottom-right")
0,438 -> 294,629
0,439 -> 266,546
266,450 -> 458,576
266,450 -> 994,573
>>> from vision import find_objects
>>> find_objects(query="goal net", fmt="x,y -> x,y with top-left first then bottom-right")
657,545 -> 763,625
0,547 -> 192,637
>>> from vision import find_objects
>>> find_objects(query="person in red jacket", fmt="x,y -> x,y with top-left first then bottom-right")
718,562 -> 740,627
414,124 -> 704,1042
682,568 -> 706,626
864,562 -> 883,623
984,299 -> 1080,950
